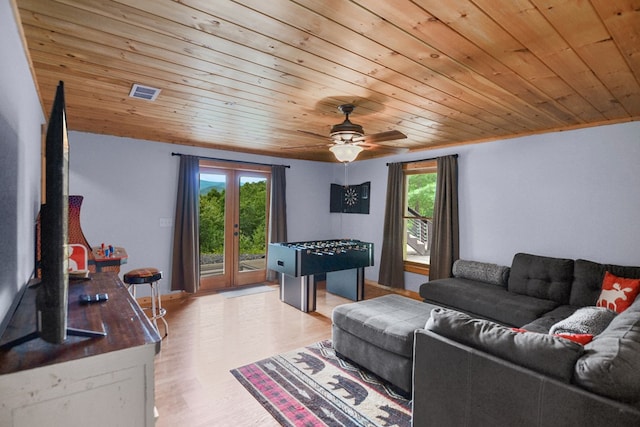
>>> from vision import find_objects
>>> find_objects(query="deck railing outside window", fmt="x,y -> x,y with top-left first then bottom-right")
406,207 -> 431,257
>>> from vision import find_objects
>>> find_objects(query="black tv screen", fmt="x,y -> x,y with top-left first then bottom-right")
37,81 -> 69,344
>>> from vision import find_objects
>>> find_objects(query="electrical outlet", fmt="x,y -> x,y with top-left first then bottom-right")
159,218 -> 173,228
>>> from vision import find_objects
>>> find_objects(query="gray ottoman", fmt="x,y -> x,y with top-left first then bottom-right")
332,294 -> 438,393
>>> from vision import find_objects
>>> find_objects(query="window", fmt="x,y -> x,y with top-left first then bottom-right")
403,161 -> 437,275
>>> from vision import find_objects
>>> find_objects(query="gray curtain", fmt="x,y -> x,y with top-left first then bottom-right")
171,155 -> 200,292
379,162 -> 405,288
267,165 -> 287,281
429,155 -> 459,281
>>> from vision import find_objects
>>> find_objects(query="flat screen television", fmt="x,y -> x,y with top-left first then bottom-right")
37,80 -> 70,343
1,81 -> 104,349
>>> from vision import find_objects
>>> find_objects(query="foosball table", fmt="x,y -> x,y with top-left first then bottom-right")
267,239 -> 374,312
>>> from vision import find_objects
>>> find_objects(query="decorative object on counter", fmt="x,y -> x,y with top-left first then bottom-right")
91,246 -> 128,273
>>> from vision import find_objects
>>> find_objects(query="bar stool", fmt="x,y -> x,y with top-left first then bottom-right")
123,267 -> 168,338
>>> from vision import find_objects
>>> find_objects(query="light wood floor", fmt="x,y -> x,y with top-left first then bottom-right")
153,282 -> 418,427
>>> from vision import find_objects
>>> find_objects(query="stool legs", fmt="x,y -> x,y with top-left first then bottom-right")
150,280 -> 169,337
127,280 -> 168,338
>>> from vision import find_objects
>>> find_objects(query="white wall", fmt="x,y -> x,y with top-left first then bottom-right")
68,132 -> 332,296
458,123 -> 640,266
0,0 -> 45,328
338,121 -> 640,292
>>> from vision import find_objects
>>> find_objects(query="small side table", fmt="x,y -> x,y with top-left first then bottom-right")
91,246 -> 128,273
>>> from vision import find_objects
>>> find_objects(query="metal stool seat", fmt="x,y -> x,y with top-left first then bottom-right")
123,267 -> 168,338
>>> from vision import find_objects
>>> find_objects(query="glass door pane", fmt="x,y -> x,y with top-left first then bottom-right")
199,171 -> 228,288
238,175 -> 268,272
236,173 -> 269,285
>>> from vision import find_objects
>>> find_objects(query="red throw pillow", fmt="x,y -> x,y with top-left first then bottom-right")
511,328 -> 594,346
554,333 -> 594,345
596,271 -> 640,313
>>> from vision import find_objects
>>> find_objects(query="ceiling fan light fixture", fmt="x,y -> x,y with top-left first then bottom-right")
330,144 -> 363,162
330,104 -> 364,143
330,130 -> 362,142
330,120 -> 363,140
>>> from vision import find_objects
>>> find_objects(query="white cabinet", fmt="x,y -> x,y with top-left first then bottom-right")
0,273 -> 161,427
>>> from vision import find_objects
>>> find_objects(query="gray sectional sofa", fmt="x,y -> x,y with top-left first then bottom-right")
413,253 -> 640,426
332,252 -> 640,426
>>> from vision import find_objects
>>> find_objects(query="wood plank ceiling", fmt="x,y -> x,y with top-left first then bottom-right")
14,0 -> 640,162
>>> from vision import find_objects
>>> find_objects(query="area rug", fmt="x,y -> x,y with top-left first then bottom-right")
219,284 -> 276,298
230,340 -> 411,427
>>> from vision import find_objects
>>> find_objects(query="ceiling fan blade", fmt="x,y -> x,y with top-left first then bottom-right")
282,130 -> 333,150
280,142 -> 331,150
359,142 -> 409,154
363,130 -> 407,143
297,130 -> 330,140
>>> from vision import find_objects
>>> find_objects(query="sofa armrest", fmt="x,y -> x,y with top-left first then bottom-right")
412,329 -> 640,427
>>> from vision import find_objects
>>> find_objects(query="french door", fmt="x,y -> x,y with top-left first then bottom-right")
198,161 -> 271,291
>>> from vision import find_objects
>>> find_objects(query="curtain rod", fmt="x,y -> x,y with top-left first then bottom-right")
171,152 -> 290,168
386,153 -> 458,166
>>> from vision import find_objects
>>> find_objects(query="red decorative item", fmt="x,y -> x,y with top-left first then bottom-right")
597,271 -> 640,313
67,244 -> 88,271
554,333 -> 594,345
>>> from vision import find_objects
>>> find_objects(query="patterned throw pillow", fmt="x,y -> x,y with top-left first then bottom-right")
596,271 -> 640,313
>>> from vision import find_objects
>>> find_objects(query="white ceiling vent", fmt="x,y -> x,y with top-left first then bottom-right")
129,84 -> 161,101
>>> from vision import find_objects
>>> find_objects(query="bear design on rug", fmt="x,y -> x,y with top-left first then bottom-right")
377,404 -> 412,427
327,374 -> 368,406
293,352 -> 325,375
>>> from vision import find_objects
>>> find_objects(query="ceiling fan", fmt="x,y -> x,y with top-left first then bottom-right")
295,104 -> 408,162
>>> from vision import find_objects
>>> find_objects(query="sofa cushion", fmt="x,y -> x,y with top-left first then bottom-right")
508,253 -> 574,304
549,306 -> 617,335
425,308 -> 585,382
332,294 -> 435,358
571,259 -> 606,307
520,305 -> 580,333
452,259 -> 510,287
574,298 -> 640,402
421,277 -> 558,327
607,263 -> 640,282
596,271 -> 640,313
